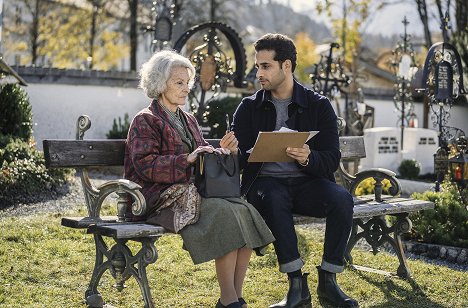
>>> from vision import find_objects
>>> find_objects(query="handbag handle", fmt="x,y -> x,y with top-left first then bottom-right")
217,154 -> 236,177
198,153 -> 236,177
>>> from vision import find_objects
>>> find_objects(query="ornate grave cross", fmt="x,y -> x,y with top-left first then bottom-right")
390,16 -> 418,149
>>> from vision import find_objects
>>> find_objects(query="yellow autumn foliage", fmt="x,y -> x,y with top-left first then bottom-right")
354,177 -> 392,196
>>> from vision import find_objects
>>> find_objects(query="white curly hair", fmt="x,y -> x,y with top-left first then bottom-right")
139,50 -> 196,99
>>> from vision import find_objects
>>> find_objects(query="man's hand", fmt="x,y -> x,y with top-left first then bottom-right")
286,144 -> 310,166
220,131 -> 239,155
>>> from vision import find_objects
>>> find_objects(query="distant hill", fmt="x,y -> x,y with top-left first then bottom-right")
170,0 -> 407,60
172,0 -> 331,45
223,1 -> 332,44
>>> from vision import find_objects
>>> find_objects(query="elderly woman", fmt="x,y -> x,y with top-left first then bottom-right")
124,50 -> 274,308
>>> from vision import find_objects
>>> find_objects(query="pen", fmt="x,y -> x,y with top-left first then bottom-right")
225,114 -> 231,132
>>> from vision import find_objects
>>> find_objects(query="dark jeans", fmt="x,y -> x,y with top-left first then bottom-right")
246,176 -> 354,272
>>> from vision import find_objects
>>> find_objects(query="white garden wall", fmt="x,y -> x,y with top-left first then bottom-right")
27,83 -> 148,150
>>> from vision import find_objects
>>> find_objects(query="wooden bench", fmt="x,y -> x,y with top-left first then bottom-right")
43,115 -> 434,308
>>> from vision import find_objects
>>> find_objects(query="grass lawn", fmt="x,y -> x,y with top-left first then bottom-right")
0,205 -> 466,308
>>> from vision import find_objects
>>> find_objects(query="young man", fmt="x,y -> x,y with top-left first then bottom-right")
232,33 -> 359,308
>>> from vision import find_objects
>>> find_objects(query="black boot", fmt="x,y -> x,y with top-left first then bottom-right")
316,266 -> 359,307
269,273 -> 312,308
215,299 -> 242,308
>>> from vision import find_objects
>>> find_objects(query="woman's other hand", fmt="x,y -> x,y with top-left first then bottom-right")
187,145 -> 214,165
219,131 -> 239,155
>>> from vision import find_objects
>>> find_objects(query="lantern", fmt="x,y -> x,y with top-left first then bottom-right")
449,136 -> 468,186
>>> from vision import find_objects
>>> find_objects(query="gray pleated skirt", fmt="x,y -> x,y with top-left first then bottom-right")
179,197 -> 275,264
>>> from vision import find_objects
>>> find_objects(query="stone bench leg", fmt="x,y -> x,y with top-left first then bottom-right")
344,214 -> 413,278
85,234 -> 159,308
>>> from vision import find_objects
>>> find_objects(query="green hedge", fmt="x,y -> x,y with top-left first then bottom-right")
407,180 -> 467,248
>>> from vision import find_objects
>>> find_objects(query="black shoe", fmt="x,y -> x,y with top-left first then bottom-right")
316,266 -> 359,307
216,299 -> 242,308
269,273 -> 312,308
238,297 -> 247,308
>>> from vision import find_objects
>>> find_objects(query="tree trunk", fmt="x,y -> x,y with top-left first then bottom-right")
415,0 -> 432,48
128,0 -> 138,71
30,0 -> 40,65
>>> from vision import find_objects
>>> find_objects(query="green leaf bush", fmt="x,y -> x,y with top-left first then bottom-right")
407,180 -> 467,248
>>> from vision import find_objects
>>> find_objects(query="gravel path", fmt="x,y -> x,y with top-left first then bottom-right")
0,174 -> 114,219
1,174 -> 466,273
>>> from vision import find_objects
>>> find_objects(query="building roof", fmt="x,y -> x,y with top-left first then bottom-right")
0,58 -> 28,86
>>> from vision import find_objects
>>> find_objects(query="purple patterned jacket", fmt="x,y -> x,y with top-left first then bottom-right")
124,100 -> 208,218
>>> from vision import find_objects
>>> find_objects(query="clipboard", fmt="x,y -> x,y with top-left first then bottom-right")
248,131 -> 319,162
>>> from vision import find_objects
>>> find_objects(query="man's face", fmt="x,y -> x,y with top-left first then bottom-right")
255,49 -> 286,91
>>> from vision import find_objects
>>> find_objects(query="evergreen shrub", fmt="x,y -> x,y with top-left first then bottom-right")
106,113 -> 130,139
398,159 -> 420,179
0,136 -> 73,205
408,180 -> 467,248
0,84 -> 33,140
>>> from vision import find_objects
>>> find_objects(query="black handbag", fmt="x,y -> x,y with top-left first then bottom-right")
195,152 -> 241,198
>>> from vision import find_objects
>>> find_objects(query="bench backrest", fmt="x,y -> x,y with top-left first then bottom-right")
43,136 -> 365,168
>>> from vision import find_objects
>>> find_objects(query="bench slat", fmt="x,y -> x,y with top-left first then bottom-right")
61,216 -> 118,228
294,196 -> 434,224
43,137 -> 364,168
43,140 -> 125,168
353,198 -> 434,218
88,223 -> 167,239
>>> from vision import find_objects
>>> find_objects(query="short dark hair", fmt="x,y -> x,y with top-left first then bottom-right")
254,33 -> 297,72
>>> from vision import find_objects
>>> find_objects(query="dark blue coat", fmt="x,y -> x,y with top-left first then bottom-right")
232,79 -> 341,196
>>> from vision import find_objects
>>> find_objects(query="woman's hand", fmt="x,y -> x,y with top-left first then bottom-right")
286,143 -> 310,166
187,145 -> 215,165
219,131 -> 239,155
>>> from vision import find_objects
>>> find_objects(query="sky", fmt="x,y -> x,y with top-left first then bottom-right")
275,0 -> 441,38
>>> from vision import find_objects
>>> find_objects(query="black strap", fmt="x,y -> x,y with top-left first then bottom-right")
217,154 -> 236,177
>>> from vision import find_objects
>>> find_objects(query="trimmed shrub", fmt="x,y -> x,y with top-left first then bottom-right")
407,179 -> 467,248
398,159 -> 420,179
106,113 -> 130,139
0,84 -> 33,140
0,136 -> 73,206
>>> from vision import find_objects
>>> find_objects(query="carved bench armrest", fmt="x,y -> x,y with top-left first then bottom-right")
81,173 -> 146,222
97,179 -> 146,222
349,168 -> 402,202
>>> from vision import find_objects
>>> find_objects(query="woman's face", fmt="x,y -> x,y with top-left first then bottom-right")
160,66 -> 191,112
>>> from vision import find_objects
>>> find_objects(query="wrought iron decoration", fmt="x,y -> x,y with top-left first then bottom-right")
419,12 -> 467,147
174,22 -> 246,126
390,16 -> 418,149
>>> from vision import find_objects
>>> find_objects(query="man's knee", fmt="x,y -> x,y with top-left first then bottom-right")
328,187 -> 354,217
